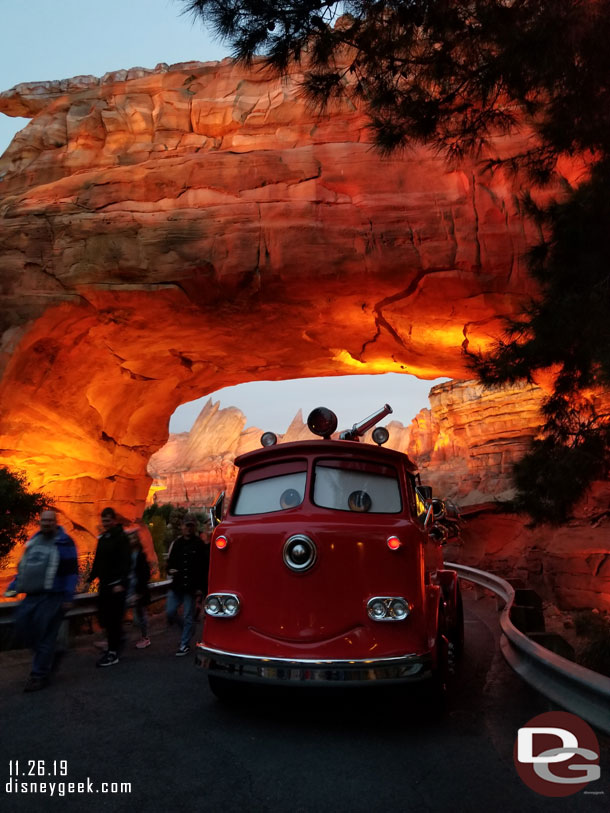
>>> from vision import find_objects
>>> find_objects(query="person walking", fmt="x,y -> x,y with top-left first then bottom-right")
4,509 -> 78,692
88,507 -> 131,667
166,515 -> 207,656
126,528 -> 151,649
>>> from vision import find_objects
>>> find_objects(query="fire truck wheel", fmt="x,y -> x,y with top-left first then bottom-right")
449,587 -> 464,663
429,605 -> 453,706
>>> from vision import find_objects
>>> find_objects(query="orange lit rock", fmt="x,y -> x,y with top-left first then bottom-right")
0,56 -> 597,570
149,382 -> 548,506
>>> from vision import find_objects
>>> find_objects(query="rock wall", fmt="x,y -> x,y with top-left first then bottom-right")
0,55 -> 594,557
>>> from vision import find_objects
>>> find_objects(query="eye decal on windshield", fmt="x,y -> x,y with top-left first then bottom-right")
280,488 -> 302,509
348,490 -> 372,512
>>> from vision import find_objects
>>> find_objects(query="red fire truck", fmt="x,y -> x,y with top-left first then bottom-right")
195,404 -> 463,699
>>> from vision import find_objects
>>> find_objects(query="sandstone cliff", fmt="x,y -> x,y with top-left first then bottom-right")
149,381 -> 546,506
0,55 -> 598,575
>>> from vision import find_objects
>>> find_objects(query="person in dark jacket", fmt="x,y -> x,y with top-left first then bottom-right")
166,514 -> 208,656
88,506 -> 131,667
126,528 -> 151,649
4,509 -> 78,692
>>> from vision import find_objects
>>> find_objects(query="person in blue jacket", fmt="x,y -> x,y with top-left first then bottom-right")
5,509 -> 78,692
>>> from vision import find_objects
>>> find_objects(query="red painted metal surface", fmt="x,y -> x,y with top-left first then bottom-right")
202,438 -> 447,667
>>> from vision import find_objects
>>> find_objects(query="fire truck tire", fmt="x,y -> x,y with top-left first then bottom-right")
430,605 -> 451,702
449,587 -> 464,662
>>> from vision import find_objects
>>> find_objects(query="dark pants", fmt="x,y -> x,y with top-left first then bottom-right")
98,587 -> 126,653
15,593 -> 65,678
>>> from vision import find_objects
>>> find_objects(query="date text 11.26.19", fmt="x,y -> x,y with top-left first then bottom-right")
9,760 -> 68,777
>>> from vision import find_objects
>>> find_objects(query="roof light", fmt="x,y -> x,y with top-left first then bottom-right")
387,536 -> 402,550
372,426 -> 390,445
307,407 -> 338,439
261,432 -> 278,447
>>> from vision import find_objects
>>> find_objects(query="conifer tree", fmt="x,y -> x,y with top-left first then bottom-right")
180,1 -> 610,522
0,467 -> 47,563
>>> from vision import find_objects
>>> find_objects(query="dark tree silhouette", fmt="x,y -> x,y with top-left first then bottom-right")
0,467 -> 48,564
180,0 -> 610,522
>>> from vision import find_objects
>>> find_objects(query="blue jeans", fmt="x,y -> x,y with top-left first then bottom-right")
166,590 -> 196,648
15,593 -> 65,678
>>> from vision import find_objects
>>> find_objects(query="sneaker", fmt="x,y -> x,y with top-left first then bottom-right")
175,645 -> 190,657
135,637 -> 151,649
96,651 -> 119,667
23,675 -> 49,692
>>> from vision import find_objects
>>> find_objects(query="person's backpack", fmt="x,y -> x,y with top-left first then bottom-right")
16,536 -> 59,594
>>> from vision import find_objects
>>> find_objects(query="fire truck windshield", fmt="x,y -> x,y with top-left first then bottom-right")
233,470 -> 307,515
313,459 -> 402,514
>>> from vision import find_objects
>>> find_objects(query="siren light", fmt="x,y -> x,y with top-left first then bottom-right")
307,407 -> 338,439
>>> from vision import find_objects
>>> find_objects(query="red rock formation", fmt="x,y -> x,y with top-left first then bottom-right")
150,382 -> 547,505
0,56 -> 596,562
148,402 -> 318,506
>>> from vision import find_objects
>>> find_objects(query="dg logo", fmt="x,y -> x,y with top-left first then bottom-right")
514,711 -> 602,797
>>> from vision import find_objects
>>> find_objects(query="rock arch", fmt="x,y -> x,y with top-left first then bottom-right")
0,58 -> 577,549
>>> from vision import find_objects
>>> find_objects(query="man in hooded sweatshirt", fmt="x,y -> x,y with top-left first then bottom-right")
5,509 -> 78,692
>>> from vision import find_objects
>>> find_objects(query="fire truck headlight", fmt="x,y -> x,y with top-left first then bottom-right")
205,593 -> 240,617
367,597 -> 410,622
205,596 -> 222,615
368,599 -> 388,620
389,599 -> 410,620
223,596 -> 240,616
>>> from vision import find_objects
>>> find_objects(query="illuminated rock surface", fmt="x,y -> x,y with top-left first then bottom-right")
0,58 -> 606,610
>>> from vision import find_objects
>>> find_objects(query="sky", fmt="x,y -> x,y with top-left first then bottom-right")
0,0 -> 448,434
170,374 -> 444,434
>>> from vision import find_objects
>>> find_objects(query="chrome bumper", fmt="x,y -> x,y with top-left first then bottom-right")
195,644 -> 432,686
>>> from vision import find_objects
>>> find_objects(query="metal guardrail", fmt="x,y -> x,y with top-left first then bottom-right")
447,562 -> 610,736
0,579 -> 172,626
2,567 -> 609,733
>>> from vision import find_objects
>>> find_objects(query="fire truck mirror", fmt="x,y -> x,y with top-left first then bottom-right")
417,485 -> 433,500
210,490 -> 225,527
